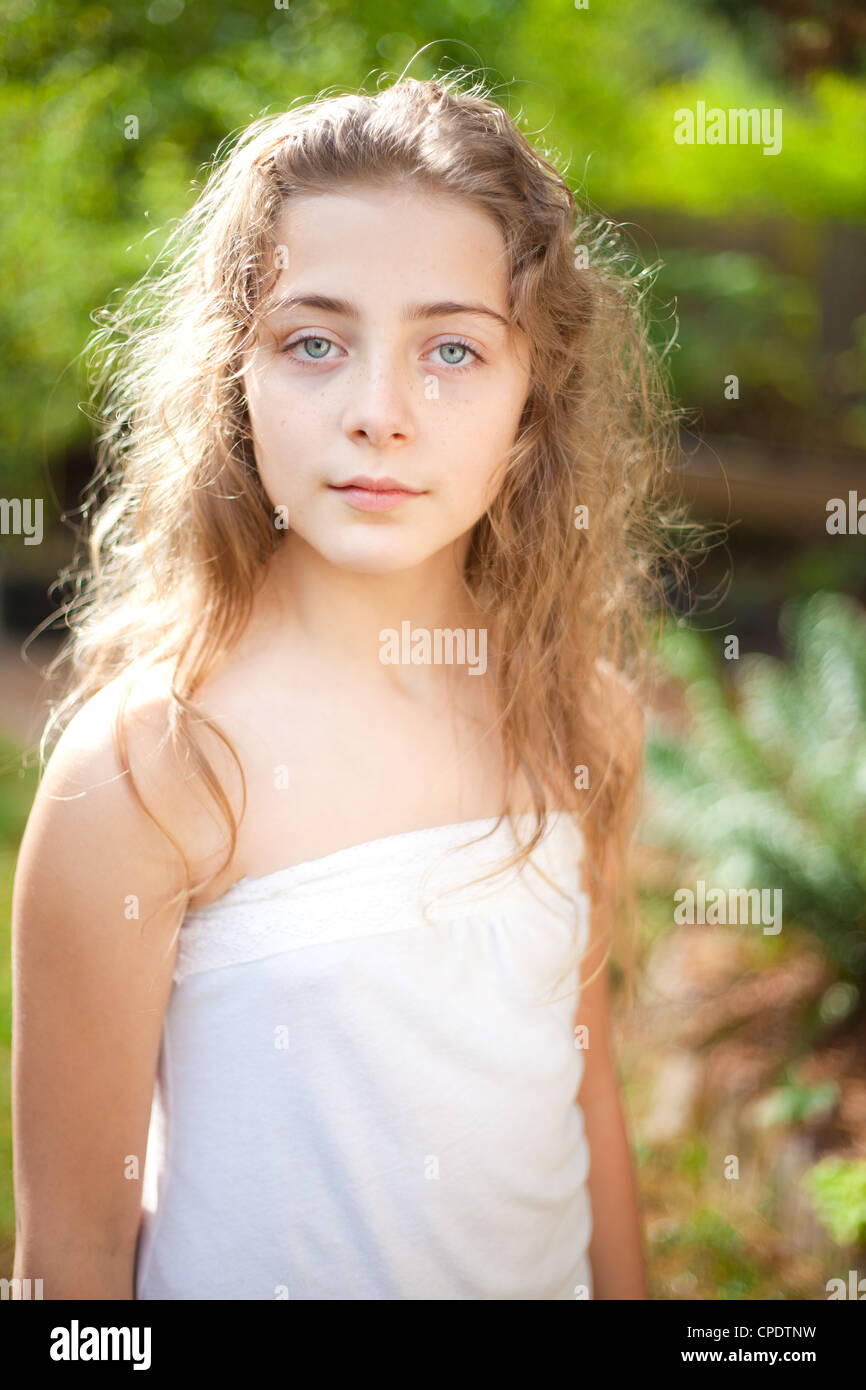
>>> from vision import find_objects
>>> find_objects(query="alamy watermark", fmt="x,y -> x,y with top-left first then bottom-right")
826,491 -> 866,534
1,1276 -> 43,1299
49,1321 -> 151,1370
827,1269 -> 866,1299
379,621 -> 487,675
0,497 -> 43,545
674,880 -> 782,934
674,102 -> 783,156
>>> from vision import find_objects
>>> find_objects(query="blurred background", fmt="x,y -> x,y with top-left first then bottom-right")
1,0 -> 865,1297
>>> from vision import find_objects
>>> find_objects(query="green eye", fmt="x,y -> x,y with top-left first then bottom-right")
299,337 -> 331,359
282,334 -> 336,362
438,342 -> 469,365
282,335 -> 483,370
432,339 -> 483,370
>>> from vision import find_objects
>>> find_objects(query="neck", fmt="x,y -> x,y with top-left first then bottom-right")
245,530 -> 495,695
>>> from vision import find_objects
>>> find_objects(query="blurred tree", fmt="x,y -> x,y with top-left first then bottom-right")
0,0 -> 863,514
706,0 -> 866,81
643,591 -> 866,982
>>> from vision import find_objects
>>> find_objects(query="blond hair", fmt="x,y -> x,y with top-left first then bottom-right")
38,71 -> 690,1005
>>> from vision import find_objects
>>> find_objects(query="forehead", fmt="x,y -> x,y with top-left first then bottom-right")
267,184 -> 512,311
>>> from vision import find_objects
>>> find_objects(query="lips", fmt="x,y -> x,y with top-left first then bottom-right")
328,475 -> 427,513
333,475 -> 423,494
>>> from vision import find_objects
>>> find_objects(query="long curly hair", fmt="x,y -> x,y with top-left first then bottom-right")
37,70 -> 689,1005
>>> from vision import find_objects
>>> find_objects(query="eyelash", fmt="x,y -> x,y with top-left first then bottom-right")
280,334 -> 486,374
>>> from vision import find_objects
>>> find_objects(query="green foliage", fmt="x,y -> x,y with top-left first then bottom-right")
675,1136 -> 709,1188
752,1074 -> 839,1128
674,1208 -> 761,1297
0,0 -> 863,497
0,730 -> 32,1257
644,592 -> 866,980
514,7 -> 865,214
0,736 -> 38,850
0,732 -> 38,1043
648,248 -> 836,445
801,1156 -> 866,1246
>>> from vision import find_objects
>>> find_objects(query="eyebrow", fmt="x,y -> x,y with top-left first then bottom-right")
265,292 -> 512,330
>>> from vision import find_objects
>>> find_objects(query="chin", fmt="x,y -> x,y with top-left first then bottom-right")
319,534 -> 445,576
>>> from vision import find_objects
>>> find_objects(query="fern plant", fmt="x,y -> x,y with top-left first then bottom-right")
642,591 -> 866,981
801,1157 -> 866,1248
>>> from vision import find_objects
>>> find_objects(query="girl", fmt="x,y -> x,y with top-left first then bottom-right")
12,71 -> 680,1300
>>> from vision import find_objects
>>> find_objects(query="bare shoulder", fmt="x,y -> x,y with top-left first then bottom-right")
10,662 -> 216,1269
22,660 -> 238,908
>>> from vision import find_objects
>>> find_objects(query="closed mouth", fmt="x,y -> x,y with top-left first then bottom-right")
330,476 -> 425,494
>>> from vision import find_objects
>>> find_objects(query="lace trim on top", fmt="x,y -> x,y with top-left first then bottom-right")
172,810 -> 589,984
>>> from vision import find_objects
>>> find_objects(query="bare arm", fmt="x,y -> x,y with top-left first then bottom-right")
11,677 -> 192,1299
578,961 -> 648,1299
575,659 -> 648,1299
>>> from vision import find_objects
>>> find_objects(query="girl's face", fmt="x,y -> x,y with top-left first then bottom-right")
242,183 -> 531,576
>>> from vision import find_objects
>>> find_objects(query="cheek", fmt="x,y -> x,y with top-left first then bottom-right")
254,384 -> 328,454
244,389 -> 288,500
247,374 -> 285,438
245,374 -> 311,472
436,454 -> 504,523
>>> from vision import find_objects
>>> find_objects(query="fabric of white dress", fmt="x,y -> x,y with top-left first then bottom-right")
134,810 -> 595,1301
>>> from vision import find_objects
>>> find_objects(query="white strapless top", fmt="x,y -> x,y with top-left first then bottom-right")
134,811 -> 595,1301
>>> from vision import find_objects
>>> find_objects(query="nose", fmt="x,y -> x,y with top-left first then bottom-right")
341,354 -> 417,449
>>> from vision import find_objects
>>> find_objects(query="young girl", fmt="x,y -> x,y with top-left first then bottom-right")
11,72 -> 679,1300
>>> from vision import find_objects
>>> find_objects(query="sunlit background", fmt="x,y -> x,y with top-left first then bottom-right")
1,0 -> 865,1297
